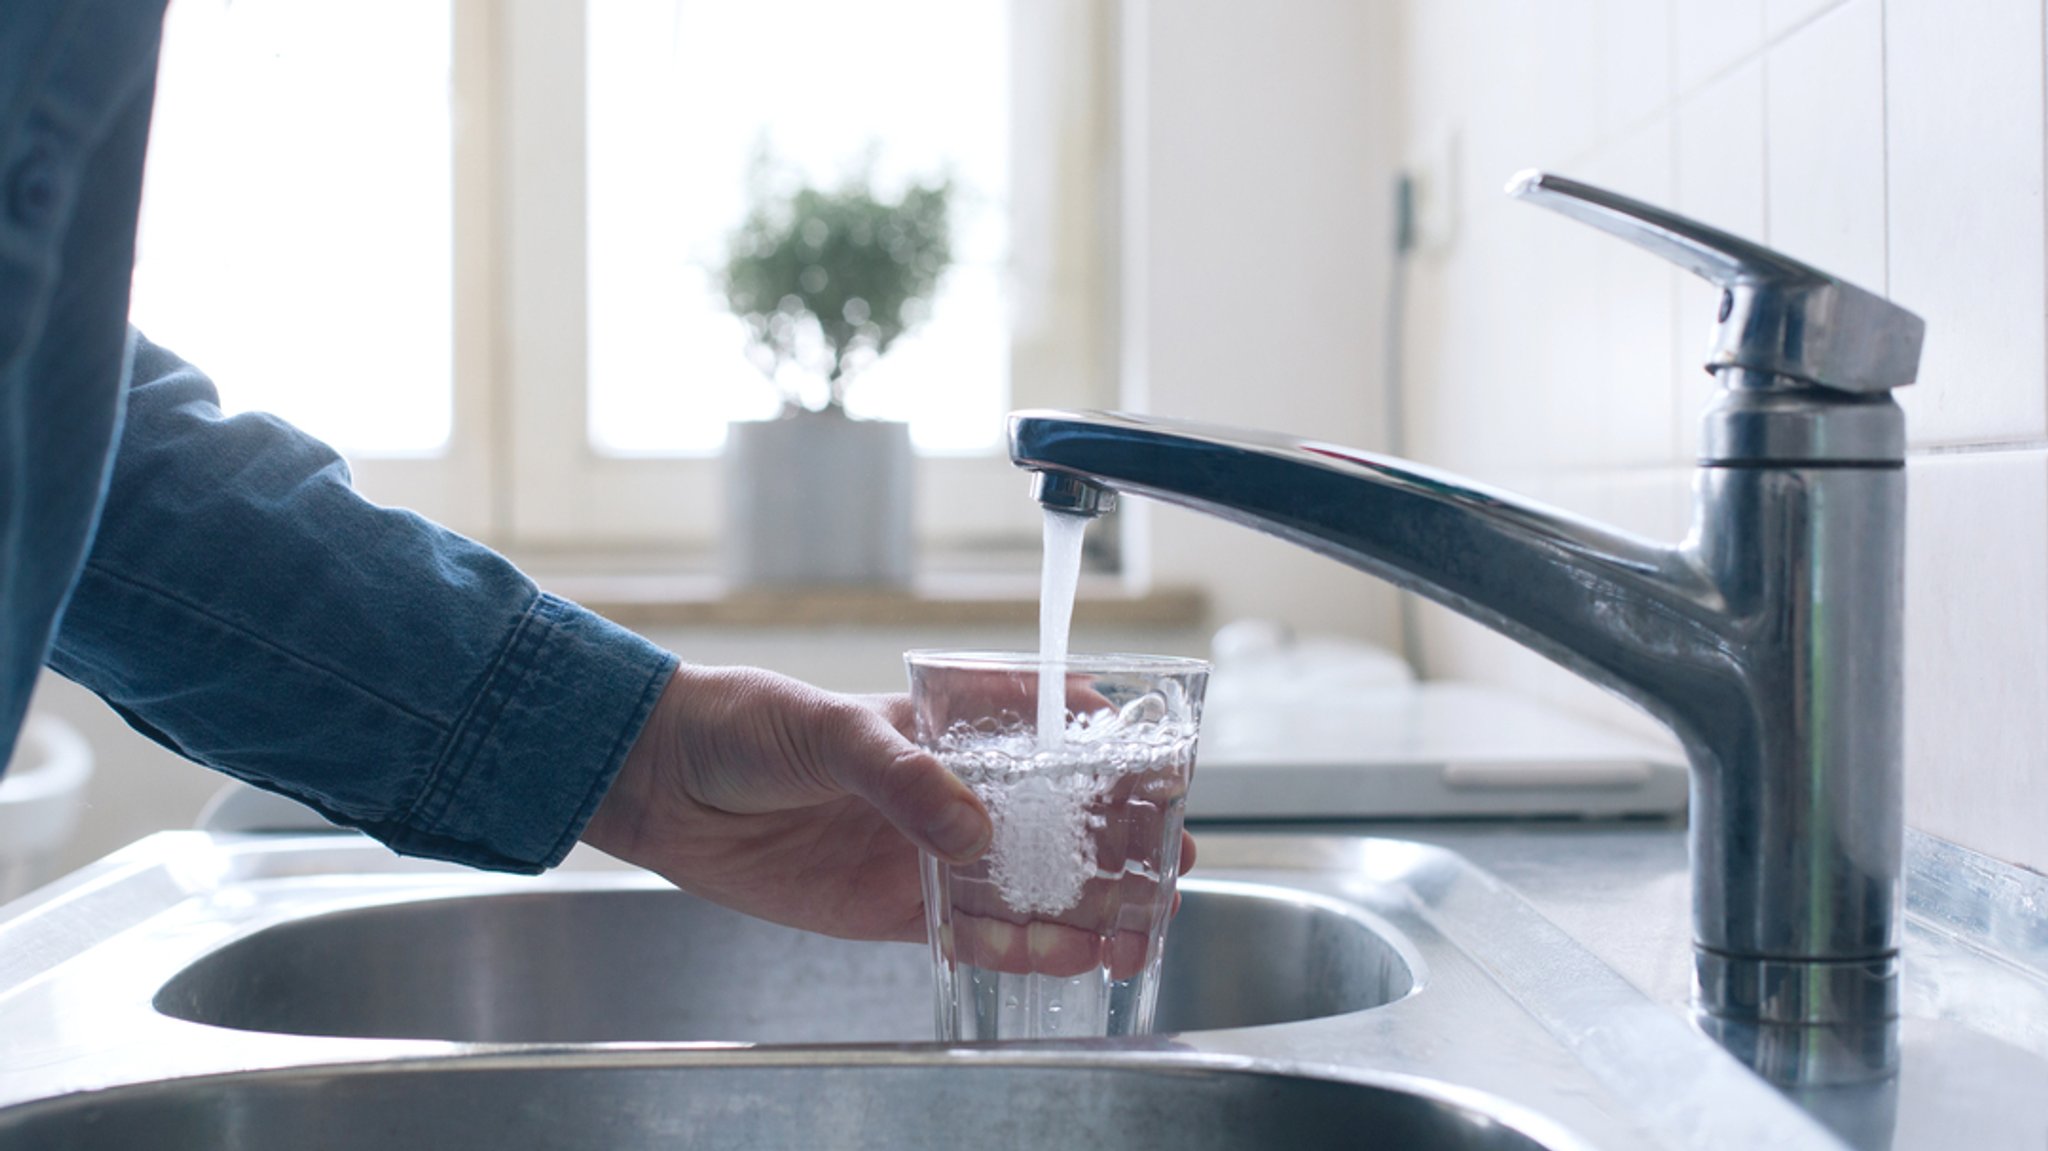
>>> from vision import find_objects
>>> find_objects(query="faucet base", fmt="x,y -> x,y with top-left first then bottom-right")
1695,942 -> 1900,1073
1693,1010 -> 1900,1087
1694,949 -> 1899,1026
1694,950 -> 1900,1084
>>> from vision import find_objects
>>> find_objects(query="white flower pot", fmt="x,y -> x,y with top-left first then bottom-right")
723,410 -> 915,588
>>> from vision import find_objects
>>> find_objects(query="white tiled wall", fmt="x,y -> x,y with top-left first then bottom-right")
1397,0 -> 2048,871
1886,0 -> 2048,444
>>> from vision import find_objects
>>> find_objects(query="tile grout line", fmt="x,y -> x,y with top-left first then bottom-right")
1672,0 -> 1854,109
1879,0 -> 1892,295
1914,440 -> 2048,458
1758,26 -> 1772,251
1667,0 -> 1688,463
1764,0 -> 1856,53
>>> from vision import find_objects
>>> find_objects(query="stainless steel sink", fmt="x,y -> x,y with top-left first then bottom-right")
0,1055 -> 1564,1150
0,831 -> 1849,1150
154,880 -> 1411,1043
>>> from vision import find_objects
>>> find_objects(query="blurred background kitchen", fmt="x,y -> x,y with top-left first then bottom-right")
8,0 -> 2043,890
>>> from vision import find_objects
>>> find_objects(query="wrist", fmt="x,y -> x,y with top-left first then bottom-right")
582,665 -> 685,860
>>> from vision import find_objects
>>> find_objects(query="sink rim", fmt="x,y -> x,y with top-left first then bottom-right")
0,1045 -> 1606,1151
0,830 -> 1853,1150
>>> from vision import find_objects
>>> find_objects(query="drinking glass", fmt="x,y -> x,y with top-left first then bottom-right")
906,650 -> 1209,1041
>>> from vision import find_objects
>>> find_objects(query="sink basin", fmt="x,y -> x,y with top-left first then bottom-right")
0,1056 -> 1563,1150
0,831 -> 1851,1149
154,880 -> 1410,1043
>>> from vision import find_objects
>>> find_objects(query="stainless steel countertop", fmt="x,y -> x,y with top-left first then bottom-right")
1193,816 -> 2048,1151
0,827 -> 1845,1151
3,819 -> 2044,1150
1208,819 -> 1700,1004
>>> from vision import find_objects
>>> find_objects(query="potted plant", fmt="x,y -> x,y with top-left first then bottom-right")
716,157 -> 952,589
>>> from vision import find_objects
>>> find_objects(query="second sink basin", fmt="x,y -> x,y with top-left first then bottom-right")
0,1055 -> 1561,1151
154,878 -> 1414,1043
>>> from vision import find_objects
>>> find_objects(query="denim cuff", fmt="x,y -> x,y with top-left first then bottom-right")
378,594 -> 677,873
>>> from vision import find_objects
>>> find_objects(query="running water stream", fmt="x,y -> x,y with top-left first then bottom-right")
1036,509 -> 1089,748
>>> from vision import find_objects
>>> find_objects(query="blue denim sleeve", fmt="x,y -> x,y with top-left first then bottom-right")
46,335 -> 678,873
0,0 -> 165,772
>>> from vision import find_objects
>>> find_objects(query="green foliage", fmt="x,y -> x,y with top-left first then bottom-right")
720,157 -> 953,412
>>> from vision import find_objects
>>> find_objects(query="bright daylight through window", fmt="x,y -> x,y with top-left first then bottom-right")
126,0 -> 1110,549
585,0 -> 1012,456
130,0 -> 454,456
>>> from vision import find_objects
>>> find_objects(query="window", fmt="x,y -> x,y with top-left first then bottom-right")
131,0 -> 455,455
131,0 -> 1120,561
586,0 -> 1012,456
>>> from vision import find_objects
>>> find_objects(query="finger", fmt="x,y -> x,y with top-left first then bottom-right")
853,692 -> 917,738
948,913 -> 1155,982
947,866 -> 1131,929
1106,928 -> 1153,981
945,856 -> 1173,958
1113,771 -> 1186,870
950,908 -> 1105,978
1056,673 -> 1119,732
912,668 -> 1117,736
1180,829 -> 1198,874
823,700 -> 992,864
946,901 -> 1162,981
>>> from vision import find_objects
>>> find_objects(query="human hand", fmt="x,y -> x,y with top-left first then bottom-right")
580,665 -> 996,942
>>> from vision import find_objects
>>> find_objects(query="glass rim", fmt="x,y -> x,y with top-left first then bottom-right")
903,649 -> 1210,675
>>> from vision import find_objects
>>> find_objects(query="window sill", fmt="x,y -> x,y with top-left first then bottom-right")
539,571 -> 1207,631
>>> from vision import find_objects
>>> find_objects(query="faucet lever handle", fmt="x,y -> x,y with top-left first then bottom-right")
1508,170 -> 1923,394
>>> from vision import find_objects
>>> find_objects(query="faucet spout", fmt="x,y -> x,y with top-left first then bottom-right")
1015,411 -> 1728,720
1029,470 -> 1117,518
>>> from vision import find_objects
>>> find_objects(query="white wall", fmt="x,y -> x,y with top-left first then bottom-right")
1395,0 -> 2048,872
1122,0 -> 1404,641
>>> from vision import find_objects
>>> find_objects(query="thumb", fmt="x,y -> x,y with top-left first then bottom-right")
827,703 -> 992,864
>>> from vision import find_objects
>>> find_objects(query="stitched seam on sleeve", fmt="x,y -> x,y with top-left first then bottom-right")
539,649 -> 677,865
401,591 -> 549,835
75,559 -> 446,729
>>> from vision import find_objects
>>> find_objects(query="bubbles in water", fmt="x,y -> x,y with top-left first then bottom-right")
935,706 -> 1197,777
981,771 -> 1096,915
936,717 -> 1197,918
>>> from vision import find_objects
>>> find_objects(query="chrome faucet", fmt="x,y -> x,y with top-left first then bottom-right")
1010,172 -> 1924,1083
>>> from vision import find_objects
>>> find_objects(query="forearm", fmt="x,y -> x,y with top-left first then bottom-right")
48,334 -> 676,871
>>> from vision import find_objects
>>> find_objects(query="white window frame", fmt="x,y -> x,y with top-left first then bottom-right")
342,0 -> 501,542
346,0 -> 1123,561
